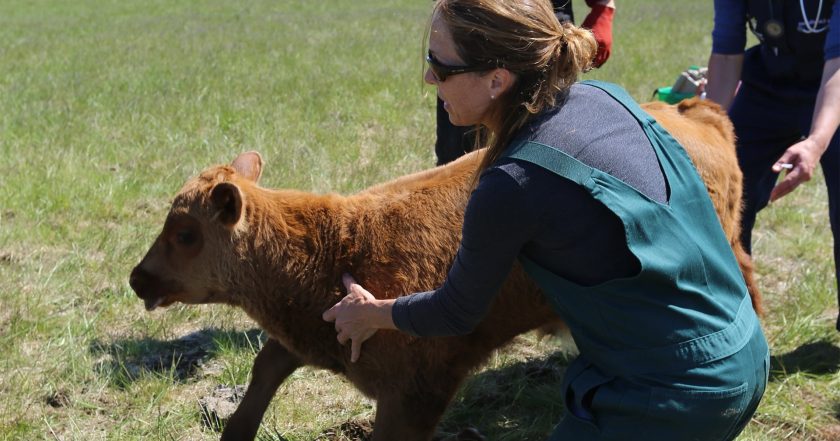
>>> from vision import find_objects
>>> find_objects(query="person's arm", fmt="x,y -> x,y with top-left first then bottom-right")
323,169 -> 536,361
582,0 -> 615,68
586,0 -> 615,9
770,3 -> 840,200
705,0 -> 748,109
705,53 -> 744,109
769,57 -> 840,201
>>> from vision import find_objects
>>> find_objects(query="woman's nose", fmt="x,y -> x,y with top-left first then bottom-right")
424,67 -> 437,85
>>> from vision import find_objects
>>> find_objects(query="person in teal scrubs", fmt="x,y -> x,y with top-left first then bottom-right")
323,0 -> 769,439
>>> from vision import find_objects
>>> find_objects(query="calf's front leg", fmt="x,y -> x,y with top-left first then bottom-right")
220,338 -> 302,441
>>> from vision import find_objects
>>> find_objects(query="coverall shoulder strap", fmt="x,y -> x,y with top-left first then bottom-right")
504,141 -> 593,184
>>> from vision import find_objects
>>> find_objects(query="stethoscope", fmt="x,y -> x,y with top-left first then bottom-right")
799,0 -> 827,33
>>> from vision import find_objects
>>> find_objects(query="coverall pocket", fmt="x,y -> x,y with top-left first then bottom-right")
564,362 -> 614,428
550,360 -> 616,440
642,382 -> 750,441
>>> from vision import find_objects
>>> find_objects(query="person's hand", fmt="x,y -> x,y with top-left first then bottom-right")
322,274 -> 381,363
582,1 -> 615,68
769,137 -> 824,202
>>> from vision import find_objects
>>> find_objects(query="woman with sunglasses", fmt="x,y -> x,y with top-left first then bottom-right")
324,0 -> 768,439
433,0 -> 615,166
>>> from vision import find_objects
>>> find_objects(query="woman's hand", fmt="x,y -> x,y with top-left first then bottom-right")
322,274 -> 395,362
770,137 -> 824,202
582,0 -> 615,68
771,58 -> 840,202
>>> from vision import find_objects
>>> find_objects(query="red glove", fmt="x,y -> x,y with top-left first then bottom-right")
581,4 -> 614,68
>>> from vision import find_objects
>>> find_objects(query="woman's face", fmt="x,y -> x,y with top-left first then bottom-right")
424,13 -> 497,128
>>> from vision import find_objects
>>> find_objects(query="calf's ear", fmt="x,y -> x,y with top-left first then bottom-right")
210,182 -> 244,227
231,151 -> 263,183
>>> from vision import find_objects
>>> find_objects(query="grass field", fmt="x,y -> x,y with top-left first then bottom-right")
1,0 -> 838,440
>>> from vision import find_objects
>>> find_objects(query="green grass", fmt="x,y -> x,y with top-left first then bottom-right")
1,0 -> 838,440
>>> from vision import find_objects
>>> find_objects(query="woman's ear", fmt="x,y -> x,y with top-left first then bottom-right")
489,68 -> 516,98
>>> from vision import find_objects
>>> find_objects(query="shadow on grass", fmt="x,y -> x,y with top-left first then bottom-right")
436,350 -> 576,441
89,327 -> 266,388
303,350 -> 574,441
769,339 -> 840,381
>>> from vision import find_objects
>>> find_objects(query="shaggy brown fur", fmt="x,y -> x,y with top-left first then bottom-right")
129,98 -> 761,441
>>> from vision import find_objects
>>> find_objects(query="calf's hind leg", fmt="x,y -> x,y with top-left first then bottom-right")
220,338 -> 302,441
371,377 -> 463,441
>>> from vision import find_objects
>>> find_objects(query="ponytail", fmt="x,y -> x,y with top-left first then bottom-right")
470,10 -> 598,175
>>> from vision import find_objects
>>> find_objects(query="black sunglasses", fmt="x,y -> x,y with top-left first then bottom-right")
426,51 -> 495,82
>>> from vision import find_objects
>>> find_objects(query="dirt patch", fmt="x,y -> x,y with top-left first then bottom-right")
0,251 -> 21,265
45,390 -> 71,408
199,384 -> 247,432
751,414 -> 832,441
818,424 -> 840,441
315,419 -> 374,441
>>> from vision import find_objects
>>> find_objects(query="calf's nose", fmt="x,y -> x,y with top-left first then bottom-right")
129,266 -> 151,297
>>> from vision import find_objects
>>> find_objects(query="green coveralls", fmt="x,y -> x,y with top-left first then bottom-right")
505,81 -> 769,441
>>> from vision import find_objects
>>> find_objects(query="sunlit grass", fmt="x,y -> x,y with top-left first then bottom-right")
1,0 -> 837,440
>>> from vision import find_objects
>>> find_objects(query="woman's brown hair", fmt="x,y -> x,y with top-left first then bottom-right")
432,0 -> 598,174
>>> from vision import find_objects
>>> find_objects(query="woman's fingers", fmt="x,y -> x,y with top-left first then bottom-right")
350,339 -> 363,363
342,273 -> 358,293
323,273 -> 364,322
336,329 -> 350,345
323,272 -> 382,362
335,322 -> 374,362
322,304 -> 337,322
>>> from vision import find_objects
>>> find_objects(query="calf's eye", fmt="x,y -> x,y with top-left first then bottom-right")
176,230 -> 196,246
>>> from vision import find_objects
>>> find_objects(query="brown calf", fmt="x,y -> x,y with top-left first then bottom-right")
129,98 -> 760,441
